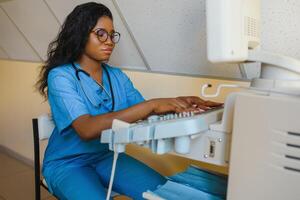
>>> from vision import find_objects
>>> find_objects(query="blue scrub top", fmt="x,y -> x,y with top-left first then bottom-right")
43,63 -> 144,178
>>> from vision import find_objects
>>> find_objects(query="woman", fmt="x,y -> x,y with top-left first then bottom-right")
37,2 -> 221,200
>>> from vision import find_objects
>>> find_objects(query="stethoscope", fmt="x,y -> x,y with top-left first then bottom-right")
71,62 -> 115,111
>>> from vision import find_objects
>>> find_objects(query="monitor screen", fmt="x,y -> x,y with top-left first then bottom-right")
206,0 -> 261,63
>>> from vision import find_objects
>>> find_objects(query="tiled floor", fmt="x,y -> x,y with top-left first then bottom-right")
0,152 -> 55,200
0,152 -> 130,200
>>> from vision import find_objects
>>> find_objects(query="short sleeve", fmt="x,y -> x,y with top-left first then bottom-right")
119,70 -> 145,106
48,72 -> 89,134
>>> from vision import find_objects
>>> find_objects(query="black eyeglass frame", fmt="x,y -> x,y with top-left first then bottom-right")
92,28 -> 121,44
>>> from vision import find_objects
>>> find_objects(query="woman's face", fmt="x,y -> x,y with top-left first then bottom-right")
84,16 -> 116,62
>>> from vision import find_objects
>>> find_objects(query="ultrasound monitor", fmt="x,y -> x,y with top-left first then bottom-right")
206,0 -> 260,63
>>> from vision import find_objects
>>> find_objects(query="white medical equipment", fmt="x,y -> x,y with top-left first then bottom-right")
205,0 -> 300,200
102,107 -> 228,199
101,107 -> 228,165
101,0 -> 300,199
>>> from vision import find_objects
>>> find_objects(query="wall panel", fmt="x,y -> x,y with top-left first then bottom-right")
0,7 -> 40,61
0,46 -> 8,59
45,0 -> 147,70
261,0 -> 300,59
0,0 -> 299,78
1,0 -> 60,60
115,0 -> 242,77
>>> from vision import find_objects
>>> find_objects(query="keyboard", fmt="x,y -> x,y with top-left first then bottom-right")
101,107 -> 224,155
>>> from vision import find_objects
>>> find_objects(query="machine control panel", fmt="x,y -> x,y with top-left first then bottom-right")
101,107 -> 225,157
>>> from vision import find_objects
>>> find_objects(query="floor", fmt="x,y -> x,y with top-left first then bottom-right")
0,152 -> 54,200
0,151 -> 130,200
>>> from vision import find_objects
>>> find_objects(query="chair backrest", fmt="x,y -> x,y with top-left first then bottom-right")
37,113 -> 55,140
32,113 -> 54,200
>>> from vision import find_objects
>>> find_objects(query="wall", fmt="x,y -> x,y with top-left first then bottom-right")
0,60 -> 49,159
0,59 -> 249,175
1,0 -> 299,79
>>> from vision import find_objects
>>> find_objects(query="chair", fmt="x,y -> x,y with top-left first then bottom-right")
32,113 -> 55,200
32,114 -> 120,200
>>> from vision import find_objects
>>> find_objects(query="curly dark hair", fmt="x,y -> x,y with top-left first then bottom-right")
36,2 -> 113,98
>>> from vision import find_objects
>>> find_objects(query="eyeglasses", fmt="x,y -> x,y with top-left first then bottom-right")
92,28 -> 121,44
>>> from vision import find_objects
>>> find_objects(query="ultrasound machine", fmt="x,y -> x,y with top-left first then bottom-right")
101,0 -> 300,199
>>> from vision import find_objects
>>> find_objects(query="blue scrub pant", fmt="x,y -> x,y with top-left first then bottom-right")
49,153 -> 166,200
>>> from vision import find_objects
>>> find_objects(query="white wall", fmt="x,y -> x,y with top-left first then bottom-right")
0,0 -> 299,78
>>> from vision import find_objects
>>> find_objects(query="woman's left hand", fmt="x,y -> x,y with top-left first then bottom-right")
176,96 -> 223,112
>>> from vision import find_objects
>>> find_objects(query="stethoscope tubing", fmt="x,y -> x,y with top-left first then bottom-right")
71,62 -> 115,111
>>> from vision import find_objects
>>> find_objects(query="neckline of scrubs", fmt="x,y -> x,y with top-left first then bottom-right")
73,62 -> 113,110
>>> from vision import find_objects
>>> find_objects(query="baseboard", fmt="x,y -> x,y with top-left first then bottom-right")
0,145 -> 34,168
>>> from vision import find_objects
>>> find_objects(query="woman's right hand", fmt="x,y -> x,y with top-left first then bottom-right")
149,98 -> 201,114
